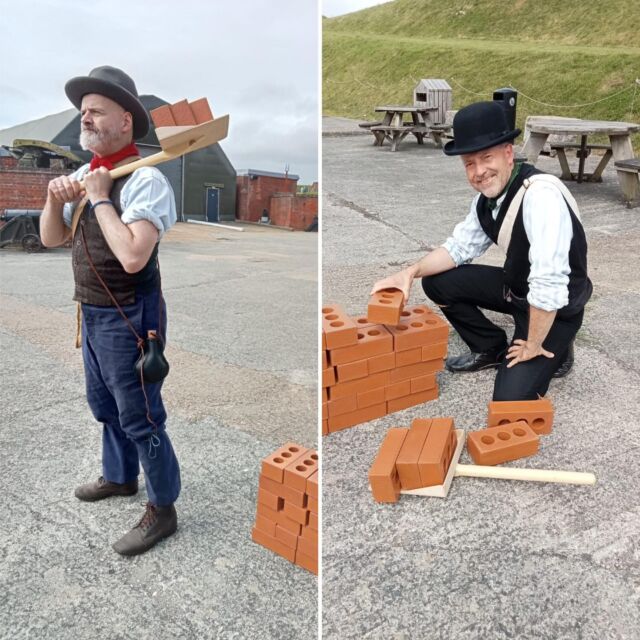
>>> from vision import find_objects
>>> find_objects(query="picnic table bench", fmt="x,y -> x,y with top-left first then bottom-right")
369,105 -> 451,151
522,116 -> 640,203
549,141 -> 613,183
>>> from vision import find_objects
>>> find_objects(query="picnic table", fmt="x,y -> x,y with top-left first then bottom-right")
522,116 -> 640,203
368,105 -> 452,151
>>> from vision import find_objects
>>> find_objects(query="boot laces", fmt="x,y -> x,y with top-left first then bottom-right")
136,502 -> 157,531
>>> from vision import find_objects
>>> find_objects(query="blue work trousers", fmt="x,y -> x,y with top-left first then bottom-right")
81,289 -> 181,506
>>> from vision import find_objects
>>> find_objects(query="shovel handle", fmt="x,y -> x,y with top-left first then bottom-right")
454,464 -> 596,486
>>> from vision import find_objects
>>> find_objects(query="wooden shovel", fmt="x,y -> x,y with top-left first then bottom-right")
400,430 -> 596,499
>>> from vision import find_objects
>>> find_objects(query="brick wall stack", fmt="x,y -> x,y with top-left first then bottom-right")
236,175 -> 297,223
270,193 -> 318,230
0,168 -> 71,213
322,303 -> 449,435
252,442 -> 318,574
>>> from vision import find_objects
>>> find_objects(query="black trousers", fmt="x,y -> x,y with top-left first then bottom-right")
422,265 -> 584,401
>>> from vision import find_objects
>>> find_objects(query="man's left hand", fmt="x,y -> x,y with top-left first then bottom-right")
84,166 -> 113,203
506,339 -> 554,368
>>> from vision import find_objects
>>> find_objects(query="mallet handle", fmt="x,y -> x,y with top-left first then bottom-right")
455,464 -> 596,486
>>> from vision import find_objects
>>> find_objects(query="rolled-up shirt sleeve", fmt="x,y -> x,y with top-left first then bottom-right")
441,194 -> 493,266
522,183 -> 573,311
120,167 -> 177,237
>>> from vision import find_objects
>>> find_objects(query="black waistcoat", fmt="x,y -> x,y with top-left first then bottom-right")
72,173 -> 160,306
476,163 -> 592,314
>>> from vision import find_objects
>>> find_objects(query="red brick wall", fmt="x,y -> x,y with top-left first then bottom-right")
0,168 -> 71,213
236,174 -> 298,222
270,193 -> 318,230
0,157 -> 18,169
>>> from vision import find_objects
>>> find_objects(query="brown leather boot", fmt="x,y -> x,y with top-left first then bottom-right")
112,502 -> 177,556
75,476 -> 138,501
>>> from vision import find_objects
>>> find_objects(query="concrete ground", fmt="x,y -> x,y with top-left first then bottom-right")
321,117 -> 640,640
0,222 -> 317,640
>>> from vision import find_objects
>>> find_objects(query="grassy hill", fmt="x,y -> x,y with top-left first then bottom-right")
323,0 -> 640,137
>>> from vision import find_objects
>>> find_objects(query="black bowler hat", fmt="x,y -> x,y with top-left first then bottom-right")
443,101 -> 520,156
65,65 -> 150,139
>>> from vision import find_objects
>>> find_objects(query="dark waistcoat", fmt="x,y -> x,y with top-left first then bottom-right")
72,174 -> 159,306
476,163 -> 592,314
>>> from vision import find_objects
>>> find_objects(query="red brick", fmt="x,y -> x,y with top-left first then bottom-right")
467,421 -> 539,465
421,341 -> 448,361
396,419 -> 432,489
295,549 -> 318,574
322,350 -> 328,369
410,373 -> 437,394
328,324 -> 393,365
385,380 -> 411,401
259,475 -> 307,508
367,351 -> 395,374
388,314 -> 449,351
327,402 -> 386,432
300,526 -> 318,545
307,495 -> 318,513
368,427 -> 408,503
169,99 -> 197,125
297,534 -> 317,558
322,419 -> 328,436
322,304 -> 359,349
335,358 -> 368,383
284,501 -> 309,526
254,513 -> 276,537
487,398 -> 554,435
327,394 -> 357,417
306,471 -> 318,499
308,511 -> 318,531
274,524 -> 298,549
389,359 -> 443,383
256,502 -> 301,536
149,104 -> 176,127
357,386 -> 386,409
387,386 -> 439,413
189,97 -> 214,123
395,347 -> 422,368
283,450 -> 318,493
352,314 -> 377,329
252,527 -> 295,562
261,443 -> 308,483
256,487 -> 282,512
400,304 -> 435,321
329,371 -> 390,400
322,366 -> 336,388
417,417 -> 456,487
368,288 -> 404,326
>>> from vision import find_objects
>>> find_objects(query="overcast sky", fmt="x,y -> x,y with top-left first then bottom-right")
0,0 -> 319,183
322,0 -> 392,18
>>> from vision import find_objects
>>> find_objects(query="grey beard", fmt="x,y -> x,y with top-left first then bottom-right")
80,127 -> 118,152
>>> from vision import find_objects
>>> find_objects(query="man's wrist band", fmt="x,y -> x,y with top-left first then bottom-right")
92,199 -> 113,209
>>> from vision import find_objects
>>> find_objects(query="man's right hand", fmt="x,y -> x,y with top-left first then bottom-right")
370,267 -> 416,304
47,175 -> 85,205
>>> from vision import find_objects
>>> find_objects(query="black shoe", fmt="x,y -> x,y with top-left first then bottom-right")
445,346 -> 507,373
553,341 -> 574,378
75,476 -> 138,502
112,502 -> 177,556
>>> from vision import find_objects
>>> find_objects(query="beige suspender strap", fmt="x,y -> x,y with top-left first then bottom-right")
496,174 -> 582,253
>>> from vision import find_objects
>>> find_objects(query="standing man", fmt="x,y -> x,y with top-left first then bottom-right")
372,101 -> 592,401
40,66 -> 181,555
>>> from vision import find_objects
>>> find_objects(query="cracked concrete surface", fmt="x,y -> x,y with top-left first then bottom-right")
0,222 -> 317,640
321,117 -> 640,640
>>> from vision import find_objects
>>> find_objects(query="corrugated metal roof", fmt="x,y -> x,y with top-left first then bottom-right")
238,169 -> 300,180
0,108 -> 77,146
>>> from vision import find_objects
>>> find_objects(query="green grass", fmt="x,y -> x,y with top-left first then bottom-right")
323,0 -> 640,144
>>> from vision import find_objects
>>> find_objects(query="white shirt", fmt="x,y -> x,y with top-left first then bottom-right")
442,181 -> 574,312
63,165 -> 177,238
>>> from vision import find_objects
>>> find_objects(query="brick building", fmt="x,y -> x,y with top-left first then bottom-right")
236,170 -> 318,230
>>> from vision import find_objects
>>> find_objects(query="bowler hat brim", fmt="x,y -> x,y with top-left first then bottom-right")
443,129 -> 521,156
65,76 -> 150,140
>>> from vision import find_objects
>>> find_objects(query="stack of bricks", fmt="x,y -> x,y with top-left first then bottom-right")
252,443 -> 318,574
467,398 -> 554,465
369,417 -> 458,503
322,302 -> 449,435
150,98 -> 214,128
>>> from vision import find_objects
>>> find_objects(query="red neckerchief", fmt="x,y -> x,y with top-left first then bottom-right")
89,142 -> 140,171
